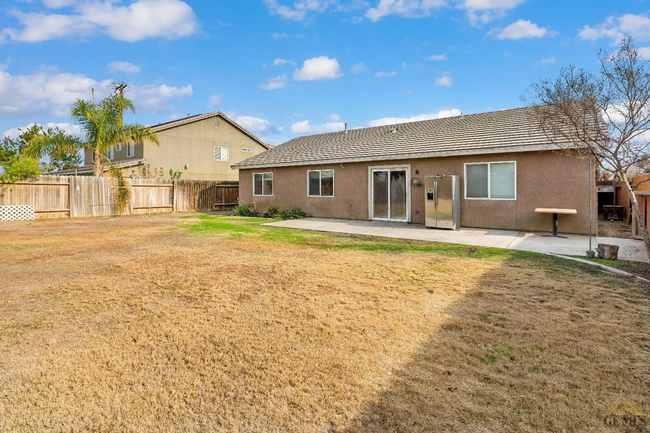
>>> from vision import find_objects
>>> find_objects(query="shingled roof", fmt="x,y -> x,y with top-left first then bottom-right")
152,111 -> 271,150
232,107 -> 572,170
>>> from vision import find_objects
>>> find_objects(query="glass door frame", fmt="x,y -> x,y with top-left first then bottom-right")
367,164 -> 411,223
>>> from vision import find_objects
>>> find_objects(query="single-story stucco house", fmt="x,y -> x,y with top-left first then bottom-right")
232,107 -> 596,234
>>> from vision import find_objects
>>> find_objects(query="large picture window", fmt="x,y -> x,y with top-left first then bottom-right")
253,172 -> 273,196
307,170 -> 334,197
465,162 -> 516,200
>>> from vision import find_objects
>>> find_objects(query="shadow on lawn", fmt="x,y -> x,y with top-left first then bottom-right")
340,259 -> 649,433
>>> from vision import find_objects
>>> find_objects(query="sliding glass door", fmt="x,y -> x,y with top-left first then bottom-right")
372,169 -> 408,221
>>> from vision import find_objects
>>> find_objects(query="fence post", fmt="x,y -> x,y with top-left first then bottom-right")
173,179 -> 177,213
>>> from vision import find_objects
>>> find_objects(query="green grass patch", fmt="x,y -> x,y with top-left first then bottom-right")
178,215 -> 638,281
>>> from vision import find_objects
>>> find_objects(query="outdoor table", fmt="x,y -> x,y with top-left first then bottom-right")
535,208 -> 577,238
602,204 -> 625,221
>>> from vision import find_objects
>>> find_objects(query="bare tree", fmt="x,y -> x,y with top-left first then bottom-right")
523,37 -> 650,259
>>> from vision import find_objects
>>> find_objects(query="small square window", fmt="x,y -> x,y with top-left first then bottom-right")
253,172 -> 273,196
307,170 -> 334,197
116,144 -> 123,152
214,146 -> 229,161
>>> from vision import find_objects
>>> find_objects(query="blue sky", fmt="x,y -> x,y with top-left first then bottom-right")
0,0 -> 649,145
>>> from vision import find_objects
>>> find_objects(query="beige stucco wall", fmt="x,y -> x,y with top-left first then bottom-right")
238,151 -> 596,234
84,116 -> 267,181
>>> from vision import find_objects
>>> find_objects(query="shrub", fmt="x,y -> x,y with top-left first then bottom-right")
278,206 -> 307,220
233,203 -> 257,217
267,205 -> 281,218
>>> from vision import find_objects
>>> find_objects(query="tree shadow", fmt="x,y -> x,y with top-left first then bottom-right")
340,259 -> 649,432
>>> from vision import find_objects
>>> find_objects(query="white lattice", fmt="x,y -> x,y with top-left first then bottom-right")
0,205 -> 35,222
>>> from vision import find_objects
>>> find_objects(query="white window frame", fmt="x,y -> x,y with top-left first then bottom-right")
107,146 -> 114,160
116,143 -> 122,152
307,169 -> 335,198
253,172 -> 273,197
367,164 -> 411,223
464,161 -> 517,201
127,143 -> 135,158
214,146 -> 229,162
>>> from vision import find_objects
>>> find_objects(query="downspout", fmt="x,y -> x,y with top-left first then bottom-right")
587,153 -> 595,257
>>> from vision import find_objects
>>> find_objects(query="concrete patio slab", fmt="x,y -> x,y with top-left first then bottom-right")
264,218 -> 649,263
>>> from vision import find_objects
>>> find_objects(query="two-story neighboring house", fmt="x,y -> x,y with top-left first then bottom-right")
75,112 -> 270,180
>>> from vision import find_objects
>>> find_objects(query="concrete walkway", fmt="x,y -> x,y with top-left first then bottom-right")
264,218 -> 649,263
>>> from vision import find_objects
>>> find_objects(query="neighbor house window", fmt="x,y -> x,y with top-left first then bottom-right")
253,172 -> 273,196
307,170 -> 334,197
465,162 -> 516,200
127,143 -> 135,157
108,147 -> 114,160
116,144 -> 122,152
214,146 -> 229,161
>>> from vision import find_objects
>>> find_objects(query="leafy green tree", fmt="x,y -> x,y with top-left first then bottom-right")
0,125 -> 81,182
71,94 -> 159,176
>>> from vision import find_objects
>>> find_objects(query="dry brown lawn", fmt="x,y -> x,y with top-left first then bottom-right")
0,214 -> 648,432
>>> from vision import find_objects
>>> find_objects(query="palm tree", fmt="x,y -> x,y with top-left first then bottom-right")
71,94 -> 159,176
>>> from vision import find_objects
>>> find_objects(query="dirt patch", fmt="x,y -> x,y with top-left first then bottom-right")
598,217 -> 633,239
0,215 -> 648,432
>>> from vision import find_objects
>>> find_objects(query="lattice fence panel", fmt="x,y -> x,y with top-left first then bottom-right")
0,205 -> 35,222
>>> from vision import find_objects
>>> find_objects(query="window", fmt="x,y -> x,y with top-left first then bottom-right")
465,162 -> 516,200
214,146 -> 229,161
307,170 -> 334,197
108,147 -> 114,160
127,143 -> 135,157
116,144 -> 122,152
253,172 -> 273,196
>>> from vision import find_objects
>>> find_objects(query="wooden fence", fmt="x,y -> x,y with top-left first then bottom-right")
0,176 -> 239,219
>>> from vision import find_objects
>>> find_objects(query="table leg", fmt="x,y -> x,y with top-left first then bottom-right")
542,213 -> 568,238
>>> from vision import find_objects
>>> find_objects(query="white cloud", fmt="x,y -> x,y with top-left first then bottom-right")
365,0 -> 446,22
496,19 -> 549,40
272,32 -> 289,38
293,56 -> 342,81
0,67 -> 192,117
401,61 -> 408,68
1,0 -> 198,43
207,94 -> 223,107
434,75 -> 452,87
579,14 -> 650,44
538,56 -> 556,65
638,47 -> 650,59
328,113 -> 341,121
375,70 -> 397,78
351,62 -> 368,74
263,0 -> 329,21
259,75 -> 288,90
42,0 -> 78,8
3,122 -> 84,139
368,108 -> 461,127
427,54 -> 447,61
291,120 -> 345,135
235,115 -> 282,135
107,61 -> 141,74
460,0 -> 527,25
273,58 -> 292,66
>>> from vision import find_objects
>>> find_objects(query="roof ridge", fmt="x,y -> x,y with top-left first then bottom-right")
281,106 -> 531,142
